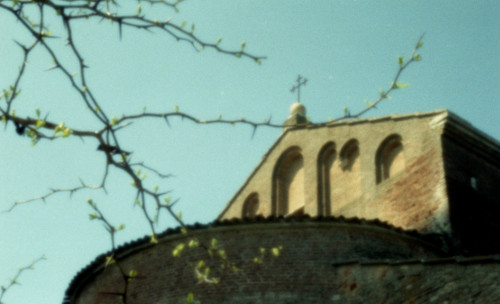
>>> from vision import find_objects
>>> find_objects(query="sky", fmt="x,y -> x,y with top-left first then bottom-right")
0,1 -> 499,303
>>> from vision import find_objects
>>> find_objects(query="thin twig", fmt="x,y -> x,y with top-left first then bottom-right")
0,256 -> 46,304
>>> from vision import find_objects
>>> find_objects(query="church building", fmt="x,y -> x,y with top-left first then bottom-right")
64,105 -> 500,303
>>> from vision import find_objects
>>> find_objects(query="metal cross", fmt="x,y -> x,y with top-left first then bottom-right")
290,75 -> 308,102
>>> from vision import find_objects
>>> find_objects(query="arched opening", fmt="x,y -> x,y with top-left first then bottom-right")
339,139 -> 360,171
273,147 -> 305,216
376,135 -> 405,183
317,142 -> 336,216
333,139 -> 362,208
242,193 -> 260,218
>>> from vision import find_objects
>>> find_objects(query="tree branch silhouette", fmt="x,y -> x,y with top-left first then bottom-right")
0,1 -> 424,302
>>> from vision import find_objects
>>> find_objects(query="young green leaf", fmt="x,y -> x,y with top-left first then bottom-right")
396,82 -> 410,89
218,249 -> 227,260
61,128 -> 73,137
197,260 -> 205,269
416,39 -> 423,49
186,293 -> 194,304
172,243 -> 186,257
129,269 -> 138,278
150,234 -> 158,244
343,106 -> 349,117
398,56 -> 404,67
35,120 -> 45,129
188,239 -> 199,248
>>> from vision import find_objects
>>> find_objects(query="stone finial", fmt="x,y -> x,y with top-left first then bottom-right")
284,102 -> 307,128
290,102 -> 306,117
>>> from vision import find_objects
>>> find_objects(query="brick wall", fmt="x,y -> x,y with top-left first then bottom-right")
219,111 -> 450,234
69,221 -> 445,304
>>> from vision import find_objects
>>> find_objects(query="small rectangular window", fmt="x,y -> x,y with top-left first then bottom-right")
470,177 -> 478,190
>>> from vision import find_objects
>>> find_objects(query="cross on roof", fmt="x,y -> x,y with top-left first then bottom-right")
290,74 -> 308,103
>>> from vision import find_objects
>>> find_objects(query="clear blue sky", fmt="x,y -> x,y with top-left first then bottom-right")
1,1 -> 499,303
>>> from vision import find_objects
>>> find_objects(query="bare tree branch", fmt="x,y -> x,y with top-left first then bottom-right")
0,256 -> 46,304
3,182 -> 104,213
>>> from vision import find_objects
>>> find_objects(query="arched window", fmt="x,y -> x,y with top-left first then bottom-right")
376,135 -> 405,183
317,140 -> 362,216
317,142 -> 336,216
334,139 -> 362,206
273,147 -> 305,216
339,139 -> 360,171
242,193 -> 259,218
